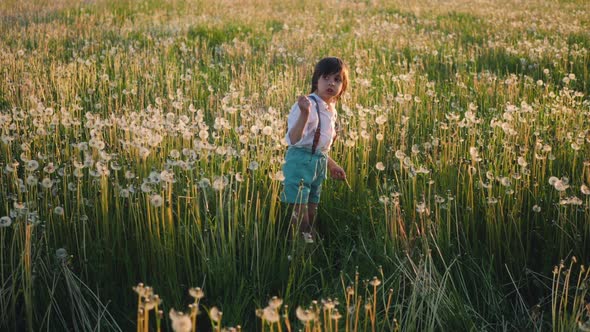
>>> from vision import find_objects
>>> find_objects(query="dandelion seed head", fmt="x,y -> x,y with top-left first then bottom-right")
581,184 -> 590,195
54,206 -> 64,216
189,287 -> 204,300
268,296 -> 283,309
26,160 -> 39,171
346,286 -> 354,296
110,161 -> 122,171
332,310 -> 342,320
235,172 -> 244,182
199,178 -> 211,189
0,216 -> 12,227
262,306 -> 280,322
149,171 -> 161,183
169,150 -> 180,159
248,161 -> 259,171
295,307 -> 315,322
500,177 -> 512,187
41,177 -> 53,189
55,248 -> 68,260
209,307 -> 222,322
376,162 -> 385,171
26,175 -> 38,186
322,298 -> 337,310
571,142 -> 581,151
262,126 -> 273,136
369,276 -> 382,287
45,161 -> 58,173
274,170 -> 285,181
169,309 -> 192,332
160,170 -> 175,183
554,180 -> 569,192
375,115 -> 387,125
212,177 -> 227,191
141,182 -> 152,193
150,194 -> 163,207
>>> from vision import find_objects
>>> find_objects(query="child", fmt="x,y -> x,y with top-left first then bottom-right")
281,57 -> 349,243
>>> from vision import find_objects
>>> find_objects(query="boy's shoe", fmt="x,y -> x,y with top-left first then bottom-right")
302,232 -> 314,244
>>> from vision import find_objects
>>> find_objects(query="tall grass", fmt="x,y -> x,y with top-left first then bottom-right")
1,0 -> 590,330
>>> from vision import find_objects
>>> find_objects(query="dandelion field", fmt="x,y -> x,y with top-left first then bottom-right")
1,0 -> 590,330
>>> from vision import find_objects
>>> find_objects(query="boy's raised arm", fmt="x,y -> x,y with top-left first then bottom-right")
288,96 -> 311,144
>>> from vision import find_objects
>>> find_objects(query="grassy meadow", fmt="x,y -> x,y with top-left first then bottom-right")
1,0 -> 590,330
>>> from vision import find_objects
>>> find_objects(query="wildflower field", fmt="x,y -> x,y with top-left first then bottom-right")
1,0 -> 590,330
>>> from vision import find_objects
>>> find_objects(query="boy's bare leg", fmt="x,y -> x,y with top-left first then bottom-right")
290,204 -> 311,233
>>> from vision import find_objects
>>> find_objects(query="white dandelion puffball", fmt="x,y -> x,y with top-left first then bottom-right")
376,162 -> 385,171
150,194 -> 164,207
0,216 -> 12,227
274,170 -> 285,181
209,306 -> 222,322
198,178 -> 211,189
169,309 -> 192,332
26,160 -> 39,171
262,126 -> 273,136
553,180 -> 569,192
212,177 -> 226,191
54,206 -> 65,216
248,161 -> 259,171
500,177 -> 512,187
141,182 -> 152,193
26,175 -> 38,186
160,170 -> 174,183
235,172 -> 244,182
262,306 -> 280,322
41,178 -> 53,189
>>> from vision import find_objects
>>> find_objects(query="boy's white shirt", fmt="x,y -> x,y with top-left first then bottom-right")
285,93 -> 337,153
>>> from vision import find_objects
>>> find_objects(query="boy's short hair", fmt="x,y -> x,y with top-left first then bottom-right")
310,57 -> 349,99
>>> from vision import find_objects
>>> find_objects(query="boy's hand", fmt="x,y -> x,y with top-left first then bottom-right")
297,95 -> 311,115
329,164 -> 346,180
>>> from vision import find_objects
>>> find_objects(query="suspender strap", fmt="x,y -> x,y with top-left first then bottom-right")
308,95 -> 322,155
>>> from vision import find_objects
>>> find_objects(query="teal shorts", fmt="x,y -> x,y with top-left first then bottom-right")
281,147 -> 327,204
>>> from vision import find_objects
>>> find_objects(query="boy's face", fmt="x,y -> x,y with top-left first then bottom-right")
317,72 -> 343,103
